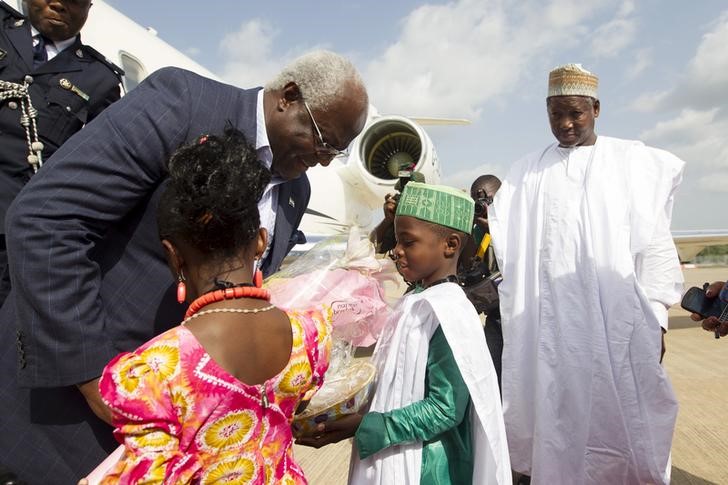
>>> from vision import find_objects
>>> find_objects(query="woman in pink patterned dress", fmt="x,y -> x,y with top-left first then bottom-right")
97,130 -> 331,484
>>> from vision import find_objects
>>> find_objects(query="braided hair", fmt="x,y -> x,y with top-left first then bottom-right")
157,129 -> 271,261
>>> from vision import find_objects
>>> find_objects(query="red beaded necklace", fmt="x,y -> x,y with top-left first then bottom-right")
185,286 -> 271,319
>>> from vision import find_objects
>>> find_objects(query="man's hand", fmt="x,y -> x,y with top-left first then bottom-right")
370,194 -> 399,250
383,194 -> 397,222
473,215 -> 489,231
699,316 -> 728,338
296,413 -> 363,449
77,377 -> 113,425
689,281 -> 727,338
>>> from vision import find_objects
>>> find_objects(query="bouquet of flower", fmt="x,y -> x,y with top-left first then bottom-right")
266,227 -> 398,365
265,228 -> 398,430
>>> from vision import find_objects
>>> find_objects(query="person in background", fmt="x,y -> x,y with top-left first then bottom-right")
460,174 -> 503,389
0,0 -> 122,306
489,63 -> 684,484
0,49 -> 367,484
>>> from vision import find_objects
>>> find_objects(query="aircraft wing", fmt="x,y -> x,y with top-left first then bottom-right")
673,230 -> 728,262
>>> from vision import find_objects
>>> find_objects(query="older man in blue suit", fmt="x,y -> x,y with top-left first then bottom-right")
0,50 -> 368,484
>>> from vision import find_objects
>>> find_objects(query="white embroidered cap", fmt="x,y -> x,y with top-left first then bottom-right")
547,63 -> 599,98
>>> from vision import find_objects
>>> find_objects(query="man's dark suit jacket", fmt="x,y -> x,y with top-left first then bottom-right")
0,1 -> 122,305
0,67 -> 310,484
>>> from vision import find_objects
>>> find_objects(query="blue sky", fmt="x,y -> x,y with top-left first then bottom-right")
105,0 -> 728,230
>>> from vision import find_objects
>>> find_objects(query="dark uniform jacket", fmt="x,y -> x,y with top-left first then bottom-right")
0,67 -> 310,484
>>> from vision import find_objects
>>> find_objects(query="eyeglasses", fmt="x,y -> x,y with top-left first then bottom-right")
303,100 -> 349,160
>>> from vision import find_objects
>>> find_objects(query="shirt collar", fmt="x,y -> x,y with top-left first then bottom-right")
256,89 -> 271,159
256,89 -> 286,187
30,25 -> 76,53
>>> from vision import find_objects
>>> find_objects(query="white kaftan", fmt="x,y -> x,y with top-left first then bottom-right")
489,136 -> 684,484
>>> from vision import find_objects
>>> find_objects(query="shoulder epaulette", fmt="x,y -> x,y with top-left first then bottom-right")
80,44 -> 125,78
0,1 -> 25,20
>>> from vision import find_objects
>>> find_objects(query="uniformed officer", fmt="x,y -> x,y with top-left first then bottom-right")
0,0 -> 123,307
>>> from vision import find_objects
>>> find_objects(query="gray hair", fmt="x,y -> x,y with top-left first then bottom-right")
266,50 -> 366,111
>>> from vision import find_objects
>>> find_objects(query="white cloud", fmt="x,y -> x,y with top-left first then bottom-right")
218,19 -> 287,87
362,0 -> 621,120
217,0 -> 627,118
629,89 -> 668,112
590,0 -> 637,58
640,107 -> 728,193
590,19 -> 636,58
617,0 -> 635,17
633,11 -> 728,112
636,12 -> 728,197
625,48 -> 652,80
640,108 -> 719,144
687,12 -> 728,87
697,172 -> 728,192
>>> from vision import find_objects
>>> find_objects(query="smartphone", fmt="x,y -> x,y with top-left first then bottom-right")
680,286 -> 727,319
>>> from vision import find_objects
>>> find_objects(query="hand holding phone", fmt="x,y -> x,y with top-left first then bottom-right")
682,282 -> 728,338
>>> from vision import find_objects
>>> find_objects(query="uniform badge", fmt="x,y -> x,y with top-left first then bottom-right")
0,48 -> 6,60
13,19 -> 24,27
59,78 -> 90,101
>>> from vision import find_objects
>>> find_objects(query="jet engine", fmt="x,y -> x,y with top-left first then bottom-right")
349,115 -> 440,206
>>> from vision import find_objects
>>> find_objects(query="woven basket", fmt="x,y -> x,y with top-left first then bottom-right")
293,361 -> 376,435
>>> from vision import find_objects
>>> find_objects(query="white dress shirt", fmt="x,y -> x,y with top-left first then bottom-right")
255,89 -> 286,260
31,26 -> 75,61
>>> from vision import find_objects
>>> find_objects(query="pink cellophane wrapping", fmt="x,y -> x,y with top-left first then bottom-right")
266,228 -> 397,348
84,445 -> 125,485
269,267 -> 387,347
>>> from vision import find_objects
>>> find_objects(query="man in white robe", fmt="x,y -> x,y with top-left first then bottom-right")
488,64 -> 684,485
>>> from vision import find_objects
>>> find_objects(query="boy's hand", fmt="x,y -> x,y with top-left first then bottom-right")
296,413 -> 363,448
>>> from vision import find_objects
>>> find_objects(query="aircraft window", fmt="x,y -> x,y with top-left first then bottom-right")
119,52 -> 147,92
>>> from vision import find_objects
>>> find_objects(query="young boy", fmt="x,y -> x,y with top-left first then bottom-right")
297,182 -> 511,484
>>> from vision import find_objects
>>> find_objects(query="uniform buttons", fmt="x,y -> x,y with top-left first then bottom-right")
8,101 -> 18,110
24,75 -> 33,84
66,106 -> 72,112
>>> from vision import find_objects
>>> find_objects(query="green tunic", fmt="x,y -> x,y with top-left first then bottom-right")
354,326 -> 473,484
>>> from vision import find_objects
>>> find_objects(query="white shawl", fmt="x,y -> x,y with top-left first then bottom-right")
348,283 -> 511,485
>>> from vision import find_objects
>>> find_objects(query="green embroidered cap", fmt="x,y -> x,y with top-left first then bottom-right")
396,182 -> 474,234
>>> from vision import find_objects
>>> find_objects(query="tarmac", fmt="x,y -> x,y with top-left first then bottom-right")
292,265 -> 728,484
